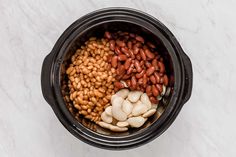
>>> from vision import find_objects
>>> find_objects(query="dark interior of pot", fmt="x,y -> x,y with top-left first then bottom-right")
60,21 -> 174,136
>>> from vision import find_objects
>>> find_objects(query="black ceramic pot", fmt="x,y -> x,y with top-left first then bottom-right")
41,8 -> 193,150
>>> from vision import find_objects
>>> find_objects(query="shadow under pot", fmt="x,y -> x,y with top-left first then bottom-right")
41,8 -> 193,150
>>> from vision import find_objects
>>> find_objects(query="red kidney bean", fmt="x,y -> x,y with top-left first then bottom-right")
145,61 -> 152,68
138,78 -> 143,85
124,58 -> 132,70
140,87 -> 145,92
163,74 -> 168,86
111,56 -> 118,68
140,49 -> 147,61
150,96 -> 158,104
116,39 -> 125,47
107,54 -> 112,62
154,72 -> 161,83
143,74 -> 147,86
135,36 -> 144,43
146,85 -> 152,96
122,74 -> 131,79
128,41 -> 132,49
129,49 -> 135,59
140,60 -> 144,67
132,69 -> 137,73
147,42 -> 156,49
156,84 -> 163,93
131,76 -> 137,89
127,63 -> 134,74
133,46 -> 139,54
152,85 -> 159,97
158,61 -> 165,73
145,49 -> 155,59
121,47 -> 130,57
115,46 -> 122,55
136,86 -> 141,91
117,65 -> 125,76
160,77 -> 164,84
129,33 -> 135,38
104,31 -> 111,39
146,66 -> 155,76
134,60 -> 142,72
126,80 -> 131,87
135,70 -> 145,79
150,75 -> 156,84
135,42 -> 142,48
136,54 -> 141,61
152,58 -> 159,70
114,81 -> 125,89
117,54 -> 127,61
109,40 -> 115,50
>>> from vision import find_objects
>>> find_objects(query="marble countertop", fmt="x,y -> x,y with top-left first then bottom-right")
0,0 -> 236,156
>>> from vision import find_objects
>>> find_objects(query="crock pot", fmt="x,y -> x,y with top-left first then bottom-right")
41,7 -> 193,150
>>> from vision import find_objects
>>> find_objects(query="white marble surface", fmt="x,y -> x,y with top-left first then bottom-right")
0,0 -> 236,156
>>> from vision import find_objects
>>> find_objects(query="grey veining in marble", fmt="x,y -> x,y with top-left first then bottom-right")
0,0 -> 236,156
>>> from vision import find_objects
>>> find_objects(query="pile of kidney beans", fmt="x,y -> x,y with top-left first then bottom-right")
104,31 -> 168,104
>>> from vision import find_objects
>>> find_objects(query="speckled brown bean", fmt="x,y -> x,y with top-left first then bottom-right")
150,96 -> 158,104
124,58 -> 132,70
145,49 -> 155,59
146,66 -> 155,76
118,54 -> 127,61
131,76 -> 137,89
135,70 -> 145,79
109,40 -> 115,50
146,85 -> 152,96
135,36 -> 144,43
104,31 -> 111,39
121,47 -> 130,57
156,84 -> 163,93
111,56 -> 118,68
140,49 -> 147,61
127,63 -> 134,74
114,81 -> 125,89
163,74 -> 168,86
134,60 -> 142,72
158,61 -> 165,73
150,75 -> 156,84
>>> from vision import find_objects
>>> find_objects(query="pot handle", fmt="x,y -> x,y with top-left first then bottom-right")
41,52 -> 55,107
181,52 -> 193,105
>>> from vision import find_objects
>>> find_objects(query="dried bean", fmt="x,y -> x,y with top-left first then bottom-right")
140,49 -> 147,61
145,49 -> 155,59
134,60 -> 142,72
124,58 -> 132,70
146,66 -> 155,76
